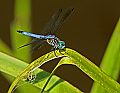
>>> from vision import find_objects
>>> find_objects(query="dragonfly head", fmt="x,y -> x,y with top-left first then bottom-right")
58,41 -> 65,49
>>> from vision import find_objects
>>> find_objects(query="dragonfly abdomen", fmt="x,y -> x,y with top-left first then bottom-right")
17,30 -> 55,39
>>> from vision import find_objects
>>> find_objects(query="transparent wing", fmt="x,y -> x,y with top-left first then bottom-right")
18,38 -> 48,54
52,8 -> 74,34
18,39 -> 39,49
40,8 -> 62,35
40,8 -> 74,35
32,40 -> 47,52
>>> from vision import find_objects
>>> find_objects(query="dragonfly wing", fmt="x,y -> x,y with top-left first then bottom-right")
18,43 -> 32,49
40,8 -> 62,35
31,9 -> 63,44
19,39 -> 36,48
40,8 -> 74,35
52,8 -> 74,34
18,39 -> 44,49
32,40 -> 47,52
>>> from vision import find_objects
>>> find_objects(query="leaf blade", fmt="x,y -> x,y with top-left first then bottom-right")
91,18 -> 120,93
0,52 -> 82,93
6,48 -> 120,93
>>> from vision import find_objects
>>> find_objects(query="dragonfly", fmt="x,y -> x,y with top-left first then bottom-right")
17,8 -> 74,56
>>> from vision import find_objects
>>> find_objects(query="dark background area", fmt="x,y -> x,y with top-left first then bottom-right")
0,0 -> 120,93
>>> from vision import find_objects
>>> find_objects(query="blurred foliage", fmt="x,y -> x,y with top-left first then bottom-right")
0,0 -> 120,93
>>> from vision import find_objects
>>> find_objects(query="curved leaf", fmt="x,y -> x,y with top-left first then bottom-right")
91,18 -> 120,93
6,48 -> 120,93
0,52 -> 82,93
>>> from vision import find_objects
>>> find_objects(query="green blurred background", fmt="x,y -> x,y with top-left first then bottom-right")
0,0 -> 120,93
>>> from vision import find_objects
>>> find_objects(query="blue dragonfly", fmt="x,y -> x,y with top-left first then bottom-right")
17,8 -> 74,56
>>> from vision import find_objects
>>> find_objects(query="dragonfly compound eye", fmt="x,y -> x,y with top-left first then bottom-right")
58,41 -> 65,49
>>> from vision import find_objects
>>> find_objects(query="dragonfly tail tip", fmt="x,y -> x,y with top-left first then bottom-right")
17,30 -> 23,33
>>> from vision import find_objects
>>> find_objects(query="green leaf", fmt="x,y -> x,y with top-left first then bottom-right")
10,0 -> 31,62
91,18 -> 120,93
5,48 -> 120,93
9,0 -> 32,92
40,57 -> 75,93
0,52 -> 82,93
0,39 -> 12,55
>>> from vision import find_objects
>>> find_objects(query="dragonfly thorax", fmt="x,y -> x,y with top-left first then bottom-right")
46,35 -> 56,39
47,38 -> 65,49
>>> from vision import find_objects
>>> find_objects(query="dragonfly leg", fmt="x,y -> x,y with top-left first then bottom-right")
52,47 -> 58,57
54,49 -> 58,57
47,47 -> 58,58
